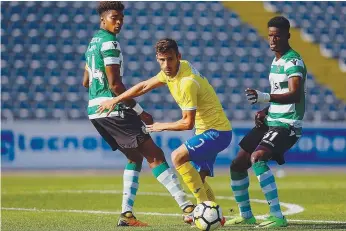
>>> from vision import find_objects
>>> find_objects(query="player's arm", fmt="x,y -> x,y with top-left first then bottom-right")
99,40 -> 135,107
83,66 -> 89,88
147,110 -> 196,132
255,105 -> 270,128
100,40 -> 152,123
109,76 -> 165,104
246,58 -> 303,104
246,77 -> 301,104
146,79 -> 198,132
97,76 -> 165,115
105,65 -> 155,124
269,77 -> 301,104
105,64 -> 136,108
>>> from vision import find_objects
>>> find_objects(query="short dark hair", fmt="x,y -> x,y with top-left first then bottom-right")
155,38 -> 179,55
97,1 -> 124,16
267,16 -> 290,31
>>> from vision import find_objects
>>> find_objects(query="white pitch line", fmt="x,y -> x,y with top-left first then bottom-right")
30,189 -> 304,218
287,218 -> 346,224
2,207 -> 346,224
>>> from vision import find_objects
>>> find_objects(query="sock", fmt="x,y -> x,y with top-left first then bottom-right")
122,162 -> 141,213
231,170 -> 253,219
253,161 -> 283,219
152,162 -> 193,210
204,181 -> 216,201
176,162 -> 208,203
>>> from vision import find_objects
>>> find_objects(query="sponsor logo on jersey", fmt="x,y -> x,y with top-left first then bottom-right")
276,66 -> 282,73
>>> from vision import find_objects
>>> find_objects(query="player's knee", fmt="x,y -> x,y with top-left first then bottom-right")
171,150 -> 189,168
127,153 -> 144,164
231,158 -> 250,172
139,140 -> 166,165
152,148 -> 166,162
146,149 -> 166,168
250,150 -> 267,164
230,150 -> 251,172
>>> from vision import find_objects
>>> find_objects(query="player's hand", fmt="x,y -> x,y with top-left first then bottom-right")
255,110 -> 267,128
96,98 -> 118,116
245,88 -> 270,104
146,122 -> 165,132
245,88 -> 258,104
139,111 -> 154,125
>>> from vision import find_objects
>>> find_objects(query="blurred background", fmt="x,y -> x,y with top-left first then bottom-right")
1,1 -> 346,169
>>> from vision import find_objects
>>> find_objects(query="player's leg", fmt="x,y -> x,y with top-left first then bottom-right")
251,150 -> 287,228
194,170 -> 215,202
116,148 -> 148,227
201,176 -> 215,202
172,129 -> 232,204
226,126 -> 268,226
90,118 -> 147,227
173,130 -> 231,226
137,138 -> 194,214
119,150 -> 143,215
171,144 -> 208,225
195,131 -> 232,202
226,149 -> 257,225
251,127 -> 297,228
100,110 -> 194,216
172,144 -> 209,203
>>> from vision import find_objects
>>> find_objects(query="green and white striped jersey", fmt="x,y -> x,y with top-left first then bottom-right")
265,49 -> 307,134
84,29 -> 124,119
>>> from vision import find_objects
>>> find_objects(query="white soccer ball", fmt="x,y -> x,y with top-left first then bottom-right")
193,201 -> 224,231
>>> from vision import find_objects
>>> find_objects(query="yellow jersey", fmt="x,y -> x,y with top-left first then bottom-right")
156,60 -> 232,135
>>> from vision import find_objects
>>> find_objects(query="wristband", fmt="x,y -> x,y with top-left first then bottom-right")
256,90 -> 271,103
132,103 -> 143,115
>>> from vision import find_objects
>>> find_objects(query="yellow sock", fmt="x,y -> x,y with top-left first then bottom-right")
176,162 -> 208,203
204,181 -> 216,202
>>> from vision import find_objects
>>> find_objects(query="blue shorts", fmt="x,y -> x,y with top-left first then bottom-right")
184,129 -> 232,177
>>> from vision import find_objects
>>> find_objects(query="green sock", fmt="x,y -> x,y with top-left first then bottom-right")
153,162 -> 193,210
253,161 -> 283,219
231,170 -> 253,219
122,162 -> 142,213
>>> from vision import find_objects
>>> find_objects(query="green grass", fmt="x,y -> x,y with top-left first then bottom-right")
2,170 -> 346,231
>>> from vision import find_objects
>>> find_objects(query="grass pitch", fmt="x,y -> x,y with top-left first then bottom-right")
2,169 -> 346,230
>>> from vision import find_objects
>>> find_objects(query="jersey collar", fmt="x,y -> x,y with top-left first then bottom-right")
100,28 -> 116,37
274,47 -> 292,62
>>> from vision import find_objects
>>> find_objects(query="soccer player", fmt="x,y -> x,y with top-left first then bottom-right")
83,2 -> 194,226
225,16 -> 307,228
97,38 -> 232,223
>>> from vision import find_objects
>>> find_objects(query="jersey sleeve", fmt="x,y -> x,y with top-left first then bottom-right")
155,71 -> 167,83
101,40 -> 121,65
179,78 -> 199,110
284,58 -> 305,78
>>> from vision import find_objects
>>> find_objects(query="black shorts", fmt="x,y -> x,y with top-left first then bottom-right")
239,125 -> 299,165
90,109 -> 150,150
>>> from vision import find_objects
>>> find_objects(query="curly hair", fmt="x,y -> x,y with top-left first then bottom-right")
155,38 -> 179,55
97,1 -> 124,15
267,16 -> 290,32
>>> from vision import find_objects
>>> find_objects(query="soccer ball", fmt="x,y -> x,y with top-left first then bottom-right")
193,201 -> 224,231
